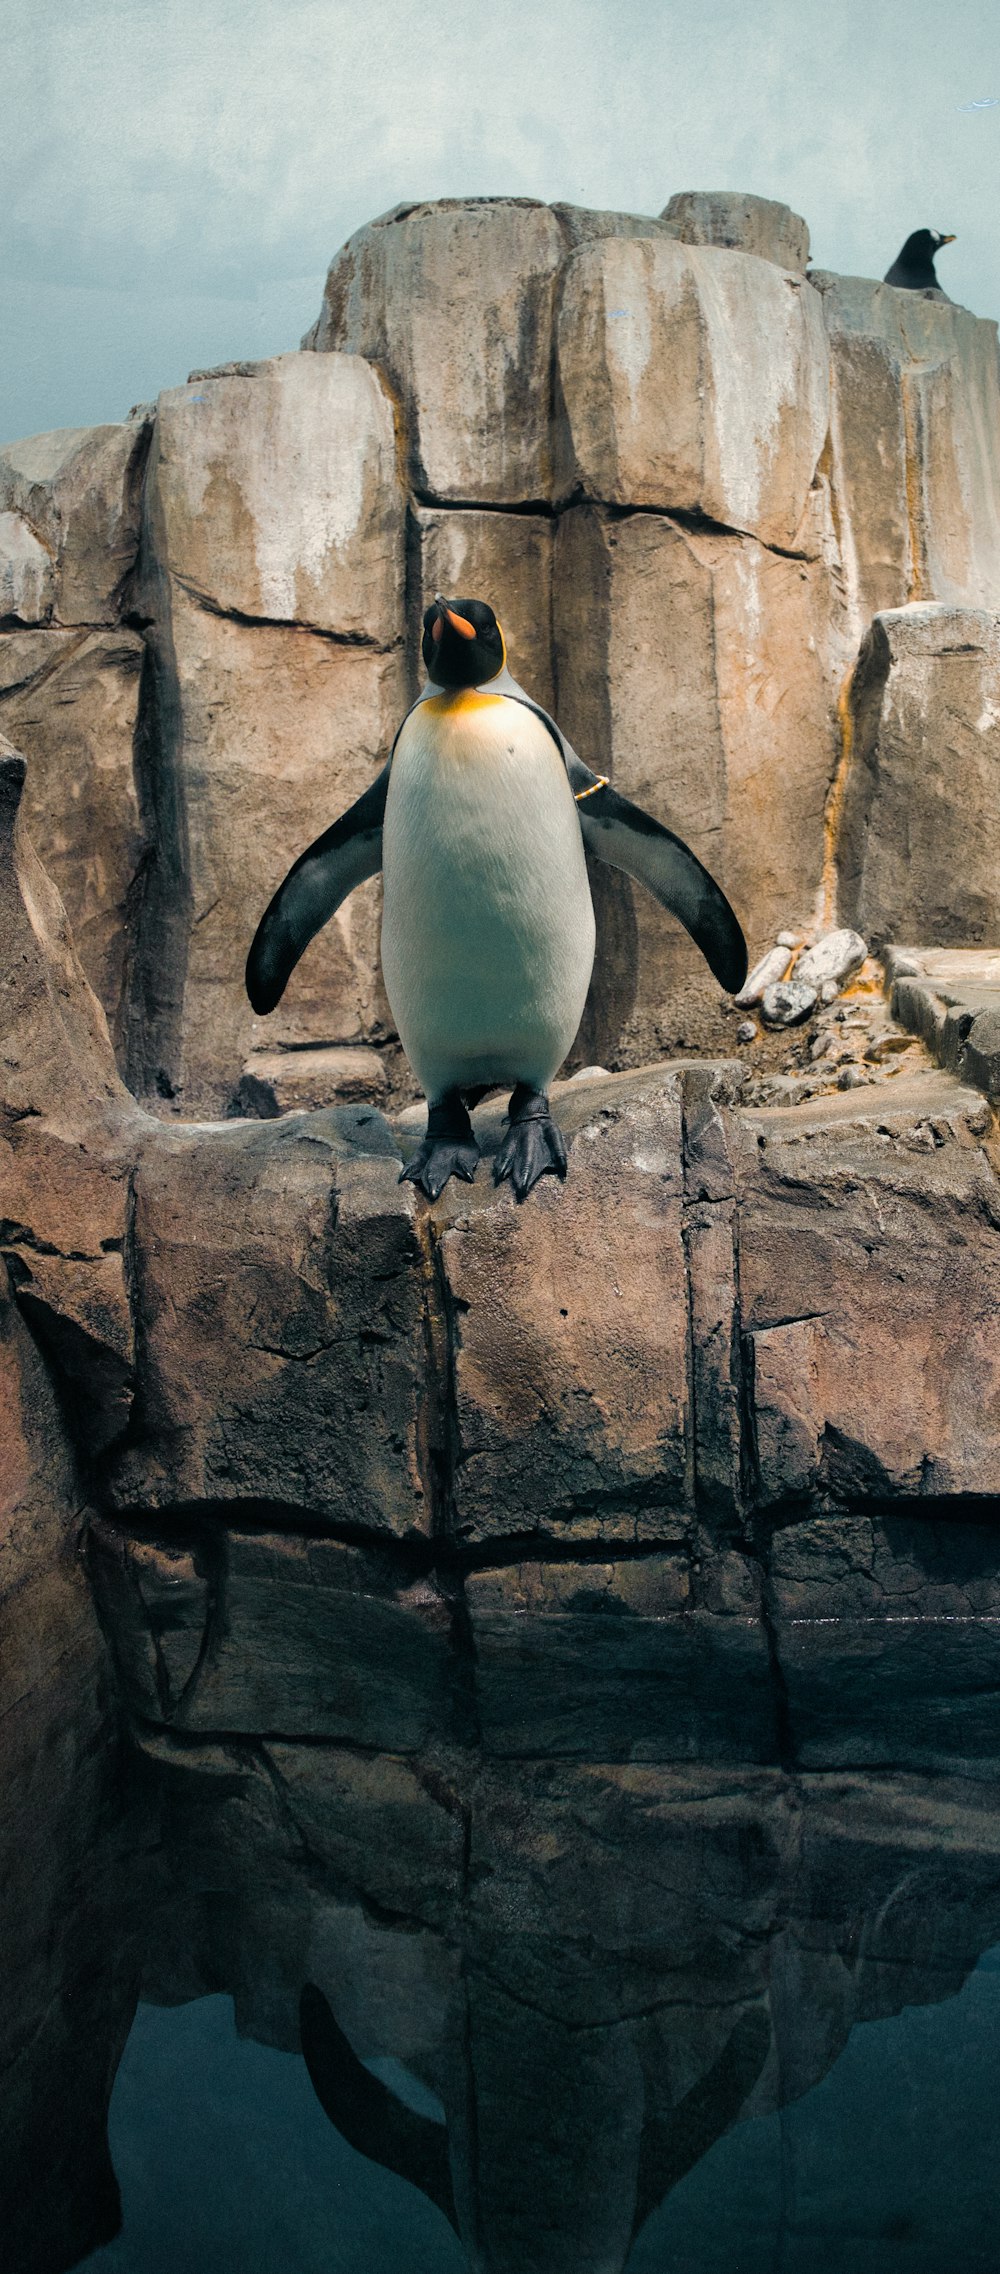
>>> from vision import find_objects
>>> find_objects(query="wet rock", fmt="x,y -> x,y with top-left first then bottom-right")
794,928 -> 867,991
662,190 -> 810,273
467,1553 -> 774,1761
89,1522 -> 455,1747
760,979 -> 819,1027
555,235 -> 829,547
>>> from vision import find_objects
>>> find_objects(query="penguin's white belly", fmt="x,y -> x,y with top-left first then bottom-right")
381,693 -> 596,1099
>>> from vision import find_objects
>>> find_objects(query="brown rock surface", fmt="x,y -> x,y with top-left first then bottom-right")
0,740 -> 139,1454
837,604 -> 1000,946
436,1069 -> 691,1545
127,594 -> 404,1108
101,1106 -> 431,1537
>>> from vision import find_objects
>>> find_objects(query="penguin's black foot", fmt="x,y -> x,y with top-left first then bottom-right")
400,1093 -> 480,1200
493,1085 -> 568,1201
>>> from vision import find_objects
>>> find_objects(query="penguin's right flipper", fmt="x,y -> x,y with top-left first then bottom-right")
299,1984 -> 458,2231
246,762 -> 390,1014
571,767 -> 748,995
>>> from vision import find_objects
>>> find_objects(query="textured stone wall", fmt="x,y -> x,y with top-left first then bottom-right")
2,189 -> 999,1112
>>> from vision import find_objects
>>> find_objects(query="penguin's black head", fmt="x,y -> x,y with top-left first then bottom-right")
902,229 -> 956,261
422,595 -> 506,688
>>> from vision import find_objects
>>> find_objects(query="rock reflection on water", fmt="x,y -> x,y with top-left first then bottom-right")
16,1723 -> 1000,2274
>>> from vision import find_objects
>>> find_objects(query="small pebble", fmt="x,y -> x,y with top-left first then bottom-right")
760,980 -> 819,1029
736,1020 -> 758,1044
776,930 -> 798,949
837,1064 -> 867,1089
820,979 -> 839,1005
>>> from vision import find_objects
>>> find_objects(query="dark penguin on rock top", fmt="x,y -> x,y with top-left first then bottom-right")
884,229 -> 956,293
246,594 -> 748,1201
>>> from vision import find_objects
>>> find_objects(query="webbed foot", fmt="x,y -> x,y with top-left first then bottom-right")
400,1092 -> 481,1199
493,1085 -> 568,1201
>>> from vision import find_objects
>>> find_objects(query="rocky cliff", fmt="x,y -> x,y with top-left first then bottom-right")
4,188 -> 1000,2274
3,189 -> 1000,1112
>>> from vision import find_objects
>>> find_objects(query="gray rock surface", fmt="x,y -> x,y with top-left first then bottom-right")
555,235 -> 829,546
838,605 -> 1000,946
663,189 -> 810,272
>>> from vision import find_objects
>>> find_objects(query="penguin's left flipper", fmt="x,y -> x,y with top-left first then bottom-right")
570,765 -> 748,995
246,762 -> 390,1014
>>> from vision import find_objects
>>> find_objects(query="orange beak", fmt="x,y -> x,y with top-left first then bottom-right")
941,233 -> 957,244
434,594 -> 477,641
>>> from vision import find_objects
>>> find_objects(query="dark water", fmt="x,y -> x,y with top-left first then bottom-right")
77,1960 -> 1000,2274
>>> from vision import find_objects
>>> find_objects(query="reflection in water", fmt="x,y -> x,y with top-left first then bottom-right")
78,1952 -> 1000,2274
81,1996 -> 462,2274
22,1739 -> 1000,2274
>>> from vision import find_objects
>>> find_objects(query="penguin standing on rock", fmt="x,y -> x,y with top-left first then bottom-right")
246,595 -> 748,1200
884,229 -> 956,294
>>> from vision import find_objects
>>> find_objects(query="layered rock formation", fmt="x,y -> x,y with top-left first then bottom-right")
4,186 -> 1000,2273
2,190 -> 999,1108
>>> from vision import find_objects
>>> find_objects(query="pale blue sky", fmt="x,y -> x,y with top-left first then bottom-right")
3,0 -> 999,442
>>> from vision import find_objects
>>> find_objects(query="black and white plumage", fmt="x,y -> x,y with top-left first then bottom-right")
246,594 -> 748,1200
883,229 -> 956,294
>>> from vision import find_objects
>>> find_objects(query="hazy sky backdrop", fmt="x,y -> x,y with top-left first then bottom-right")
4,0 -> 1000,442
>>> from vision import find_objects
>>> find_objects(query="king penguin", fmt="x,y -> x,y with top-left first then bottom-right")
884,229 -> 956,293
246,594 -> 748,1200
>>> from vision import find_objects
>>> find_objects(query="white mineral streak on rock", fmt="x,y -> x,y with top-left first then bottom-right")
760,979 -> 819,1027
0,513 -> 54,621
794,928 -> 867,990
603,238 -> 653,421
735,942 -> 794,1007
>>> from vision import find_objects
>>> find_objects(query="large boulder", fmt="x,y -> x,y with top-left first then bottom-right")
0,416 -> 151,626
837,604 -> 1000,944
307,198 -> 570,504
555,235 -> 829,547
553,504 -> 841,1059
130,353 -> 407,1109
305,197 -> 678,507
662,189 -> 810,273
811,272 -> 1000,623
